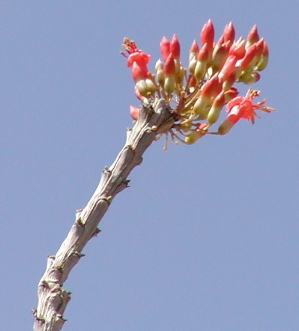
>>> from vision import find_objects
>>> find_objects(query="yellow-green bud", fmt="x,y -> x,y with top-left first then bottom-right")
188,58 -> 197,75
255,54 -> 268,71
194,61 -> 207,81
193,96 -> 207,116
135,80 -> 148,97
163,75 -> 175,94
238,71 -> 260,84
184,131 -> 200,144
218,119 -> 233,134
145,78 -> 156,94
207,91 -> 225,125
175,65 -> 185,85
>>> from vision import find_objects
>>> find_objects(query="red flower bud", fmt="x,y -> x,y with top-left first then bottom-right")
186,75 -> 197,90
218,55 -> 237,81
207,91 -> 226,125
222,71 -> 236,91
197,43 -> 209,62
229,39 -> 246,59
164,53 -> 176,75
262,41 -> 269,57
170,34 -> 180,59
201,74 -> 222,100
236,43 -> 257,69
130,105 -> 139,120
216,35 -> 225,47
200,19 -> 214,51
223,22 -> 235,44
212,43 -> 229,73
247,25 -> 259,45
189,40 -> 199,61
160,36 -> 170,61
255,38 -> 264,58
255,41 -> 269,71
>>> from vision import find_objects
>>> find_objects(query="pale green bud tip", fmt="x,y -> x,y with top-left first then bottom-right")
155,59 -> 163,71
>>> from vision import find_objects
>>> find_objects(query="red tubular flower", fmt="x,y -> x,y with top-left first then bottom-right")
127,51 -> 150,67
226,97 -> 256,123
218,89 -> 274,134
160,36 -> 170,61
226,89 -> 263,123
170,34 -> 180,59
131,61 -> 148,81
230,89 -> 273,124
123,38 -> 150,68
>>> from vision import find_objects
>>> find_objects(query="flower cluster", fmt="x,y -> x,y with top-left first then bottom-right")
122,20 -> 274,144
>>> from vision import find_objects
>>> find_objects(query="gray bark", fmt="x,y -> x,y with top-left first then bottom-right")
33,98 -> 174,331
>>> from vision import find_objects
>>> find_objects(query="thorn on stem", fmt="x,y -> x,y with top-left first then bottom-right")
91,228 -> 101,238
123,179 -> 130,187
103,166 -> 111,173
73,251 -> 85,258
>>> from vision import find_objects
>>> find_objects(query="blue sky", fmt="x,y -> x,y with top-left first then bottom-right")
1,1 -> 298,330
